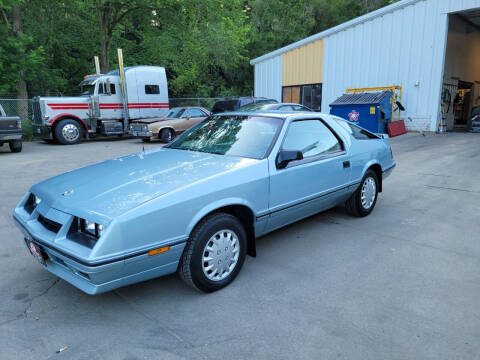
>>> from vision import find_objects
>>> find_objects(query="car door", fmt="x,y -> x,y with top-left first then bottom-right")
267,119 -> 352,232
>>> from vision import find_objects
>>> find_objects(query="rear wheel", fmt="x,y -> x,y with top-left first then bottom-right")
160,128 -> 175,143
345,170 -> 378,217
9,140 -> 22,153
55,119 -> 83,145
179,213 -> 247,292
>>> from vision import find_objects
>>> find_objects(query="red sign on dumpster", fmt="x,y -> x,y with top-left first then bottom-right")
348,110 -> 360,122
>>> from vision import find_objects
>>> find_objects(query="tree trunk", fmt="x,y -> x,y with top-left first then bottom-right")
98,2 -> 111,73
12,4 -> 27,99
12,4 -> 28,125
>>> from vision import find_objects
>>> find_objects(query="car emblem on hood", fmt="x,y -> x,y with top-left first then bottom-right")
62,189 -> 74,196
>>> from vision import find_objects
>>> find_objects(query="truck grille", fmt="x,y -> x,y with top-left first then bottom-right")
32,99 -> 43,125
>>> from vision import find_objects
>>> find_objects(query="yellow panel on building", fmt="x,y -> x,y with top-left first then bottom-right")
282,39 -> 324,86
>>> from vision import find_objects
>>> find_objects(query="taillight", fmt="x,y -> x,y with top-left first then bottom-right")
16,119 -> 22,129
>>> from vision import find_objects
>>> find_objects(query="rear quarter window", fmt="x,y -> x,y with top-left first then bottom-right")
334,117 -> 379,140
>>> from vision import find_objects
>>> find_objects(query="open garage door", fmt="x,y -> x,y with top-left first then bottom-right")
443,9 -> 480,132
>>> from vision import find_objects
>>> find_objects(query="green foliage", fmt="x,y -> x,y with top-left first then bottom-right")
0,0 -> 398,98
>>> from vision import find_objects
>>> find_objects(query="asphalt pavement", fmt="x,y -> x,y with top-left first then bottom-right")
0,133 -> 479,359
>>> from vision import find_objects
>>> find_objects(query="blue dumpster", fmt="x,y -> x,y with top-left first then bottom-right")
329,90 -> 393,134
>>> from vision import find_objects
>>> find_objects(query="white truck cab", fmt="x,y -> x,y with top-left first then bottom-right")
32,66 -> 169,144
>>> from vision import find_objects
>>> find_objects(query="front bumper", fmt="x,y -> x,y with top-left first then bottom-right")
129,129 -> 153,138
13,196 -> 185,295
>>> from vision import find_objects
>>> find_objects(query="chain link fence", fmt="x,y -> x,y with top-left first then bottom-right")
0,97 -> 34,139
0,96 -> 242,141
169,97 -> 225,111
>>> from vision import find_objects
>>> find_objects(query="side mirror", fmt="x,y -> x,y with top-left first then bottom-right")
276,150 -> 303,169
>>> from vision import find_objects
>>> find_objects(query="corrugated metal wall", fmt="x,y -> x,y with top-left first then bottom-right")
253,0 -> 480,132
282,39 -> 324,86
322,0 -> 480,131
254,56 -> 282,102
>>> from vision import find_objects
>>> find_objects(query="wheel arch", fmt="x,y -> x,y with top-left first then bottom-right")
187,201 -> 257,257
157,126 -> 176,136
365,163 -> 382,192
50,113 -> 88,133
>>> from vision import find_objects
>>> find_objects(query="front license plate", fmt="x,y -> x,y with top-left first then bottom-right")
25,239 -> 47,266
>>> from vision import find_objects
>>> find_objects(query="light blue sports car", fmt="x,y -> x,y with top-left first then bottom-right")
13,112 -> 395,294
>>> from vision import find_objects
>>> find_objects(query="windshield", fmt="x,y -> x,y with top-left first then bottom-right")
211,100 -> 239,113
167,115 -> 283,159
79,78 -> 97,96
165,108 -> 185,118
80,84 -> 95,96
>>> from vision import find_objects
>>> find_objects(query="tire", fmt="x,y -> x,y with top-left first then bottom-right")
160,128 -> 175,143
9,140 -> 22,153
142,138 -> 151,143
345,169 -> 379,217
55,119 -> 83,145
179,213 -> 247,292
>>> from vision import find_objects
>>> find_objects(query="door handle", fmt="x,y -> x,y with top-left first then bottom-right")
343,161 -> 351,168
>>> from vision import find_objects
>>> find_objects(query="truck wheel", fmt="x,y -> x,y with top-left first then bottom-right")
160,128 -> 175,143
55,119 -> 83,145
179,213 -> 247,292
9,140 -> 22,153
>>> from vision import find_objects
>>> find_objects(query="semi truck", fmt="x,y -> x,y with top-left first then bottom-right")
31,66 -> 169,144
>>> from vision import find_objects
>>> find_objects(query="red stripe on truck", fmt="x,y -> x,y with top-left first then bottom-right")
128,102 -> 169,109
50,107 -> 89,110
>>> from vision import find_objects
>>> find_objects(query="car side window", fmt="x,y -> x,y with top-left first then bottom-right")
334,117 -> 378,139
185,109 -> 206,118
279,105 -> 294,110
282,120 -> 343,158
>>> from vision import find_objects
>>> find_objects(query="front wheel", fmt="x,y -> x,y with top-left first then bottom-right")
159,128 -> 175,143
9,140 -> 22,153
55,119 -> 83,145
345,170 -> 378,217
179,213 -> 247,292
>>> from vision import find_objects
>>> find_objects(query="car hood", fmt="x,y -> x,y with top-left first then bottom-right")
31,148 -> 255,223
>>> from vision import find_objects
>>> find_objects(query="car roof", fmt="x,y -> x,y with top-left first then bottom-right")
219,110 -> 328,119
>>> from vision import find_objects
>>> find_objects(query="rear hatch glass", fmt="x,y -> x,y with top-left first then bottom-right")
211,100 -> 240,113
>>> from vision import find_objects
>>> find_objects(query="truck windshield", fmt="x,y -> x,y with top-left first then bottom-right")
166,115 -> 283,159
80,84 -> 95,96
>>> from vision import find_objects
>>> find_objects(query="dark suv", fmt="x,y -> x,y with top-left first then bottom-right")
211,97 -> 277,114
0,104 -> 22,152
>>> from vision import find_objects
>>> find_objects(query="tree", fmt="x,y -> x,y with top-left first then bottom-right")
93,0 -> 154,73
